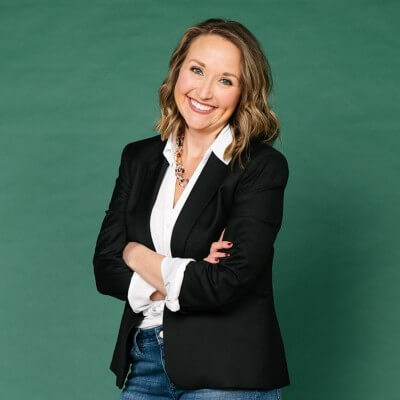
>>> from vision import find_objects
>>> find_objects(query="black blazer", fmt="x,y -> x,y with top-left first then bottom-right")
92,133 -> 291,390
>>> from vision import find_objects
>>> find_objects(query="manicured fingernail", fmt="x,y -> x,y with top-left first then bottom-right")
225,253 -> 230,256
227,242 -> 232,245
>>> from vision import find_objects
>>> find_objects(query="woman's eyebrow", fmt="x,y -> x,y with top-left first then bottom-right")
188,58 -> 239,80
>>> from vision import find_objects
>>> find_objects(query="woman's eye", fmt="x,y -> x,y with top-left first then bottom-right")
221,78 -> 232,86
190,66 -> 202,74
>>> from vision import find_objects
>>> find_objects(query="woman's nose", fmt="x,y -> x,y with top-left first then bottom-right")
197,78 -> 213,100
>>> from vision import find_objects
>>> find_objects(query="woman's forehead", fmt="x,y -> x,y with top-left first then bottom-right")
185,35 -> 242,72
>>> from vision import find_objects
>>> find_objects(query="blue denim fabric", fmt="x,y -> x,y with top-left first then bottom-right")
119,325 -> 282,400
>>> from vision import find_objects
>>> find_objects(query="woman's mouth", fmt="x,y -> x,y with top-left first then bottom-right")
187,96 -> 216,114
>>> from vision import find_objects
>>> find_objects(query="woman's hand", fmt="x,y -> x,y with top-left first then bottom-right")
203,228 -> 233,264
150,290 -> 166,301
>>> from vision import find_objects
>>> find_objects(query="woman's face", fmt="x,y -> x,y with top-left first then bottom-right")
174,34 -> 242,136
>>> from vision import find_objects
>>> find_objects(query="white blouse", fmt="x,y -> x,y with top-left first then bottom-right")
127,123 -> 234,328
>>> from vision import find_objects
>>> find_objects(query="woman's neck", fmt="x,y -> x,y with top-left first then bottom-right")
182,126 -> 222,159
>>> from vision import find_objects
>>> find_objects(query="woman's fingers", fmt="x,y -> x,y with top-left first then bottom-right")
203,227 -> 233,264
213,251 -> 230,258
203,250 -> 231,263
203,255 -> 221,263
210,240 -> 232,252
203,256 -> 219,263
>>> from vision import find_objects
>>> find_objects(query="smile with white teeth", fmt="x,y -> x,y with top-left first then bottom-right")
190,97 -> 214,111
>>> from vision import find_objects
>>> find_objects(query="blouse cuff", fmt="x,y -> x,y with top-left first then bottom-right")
161,256 -> 195,312
127,272 -> 157,313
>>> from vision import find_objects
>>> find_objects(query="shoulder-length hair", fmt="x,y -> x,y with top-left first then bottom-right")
154,18 -> 281,170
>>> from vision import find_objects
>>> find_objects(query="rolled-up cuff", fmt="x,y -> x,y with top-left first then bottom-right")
127,272 -> 157,313
161,257 -> 195,312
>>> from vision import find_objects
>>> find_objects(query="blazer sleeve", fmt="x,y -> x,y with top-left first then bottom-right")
92,143 -> 134,301
178,150 -> 289,313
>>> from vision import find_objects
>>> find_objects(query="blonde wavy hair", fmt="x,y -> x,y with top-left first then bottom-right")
154,18 -> 281,170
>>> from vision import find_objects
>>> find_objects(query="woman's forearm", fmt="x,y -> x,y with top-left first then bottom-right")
123,242 -> 167,296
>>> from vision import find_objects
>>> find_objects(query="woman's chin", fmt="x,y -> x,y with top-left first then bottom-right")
183,117 -> 215,133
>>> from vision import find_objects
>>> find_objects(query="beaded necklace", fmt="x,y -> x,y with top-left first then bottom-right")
174,131 -> 189,187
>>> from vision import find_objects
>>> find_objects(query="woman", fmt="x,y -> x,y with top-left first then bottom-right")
93,18 -> 290,399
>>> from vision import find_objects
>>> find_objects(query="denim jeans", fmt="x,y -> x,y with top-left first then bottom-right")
119,325 -> 282,400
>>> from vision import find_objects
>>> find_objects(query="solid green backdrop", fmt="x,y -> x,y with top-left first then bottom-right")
0,1 -> 399,399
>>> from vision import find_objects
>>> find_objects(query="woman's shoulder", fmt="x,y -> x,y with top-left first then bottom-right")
121,134 -> 164,163
229,139 -> 289,190
232,139 -> 289,189
245,139 -> 289,173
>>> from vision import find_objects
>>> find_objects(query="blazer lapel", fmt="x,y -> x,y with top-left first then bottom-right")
171,152 -> 229,257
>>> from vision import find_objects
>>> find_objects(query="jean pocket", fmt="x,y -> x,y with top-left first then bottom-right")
131,329 -> 143,358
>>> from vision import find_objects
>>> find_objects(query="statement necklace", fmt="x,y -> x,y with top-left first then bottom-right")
174,131 -> 189,187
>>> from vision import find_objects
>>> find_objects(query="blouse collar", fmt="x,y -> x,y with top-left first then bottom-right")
163,123 -> 234,166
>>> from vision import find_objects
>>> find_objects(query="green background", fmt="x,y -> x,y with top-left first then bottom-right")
1,1 -> 399,399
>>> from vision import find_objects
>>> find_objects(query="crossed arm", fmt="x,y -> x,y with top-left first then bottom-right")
121,227 -> 229,301
93,143 -> 289,311
122,242 -> 167,296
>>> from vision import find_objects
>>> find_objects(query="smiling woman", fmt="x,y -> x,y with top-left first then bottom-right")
173,35 -> 242,130
93,17 -> 290,400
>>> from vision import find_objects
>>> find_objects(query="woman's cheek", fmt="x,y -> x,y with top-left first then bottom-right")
176,72 -> 192,93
